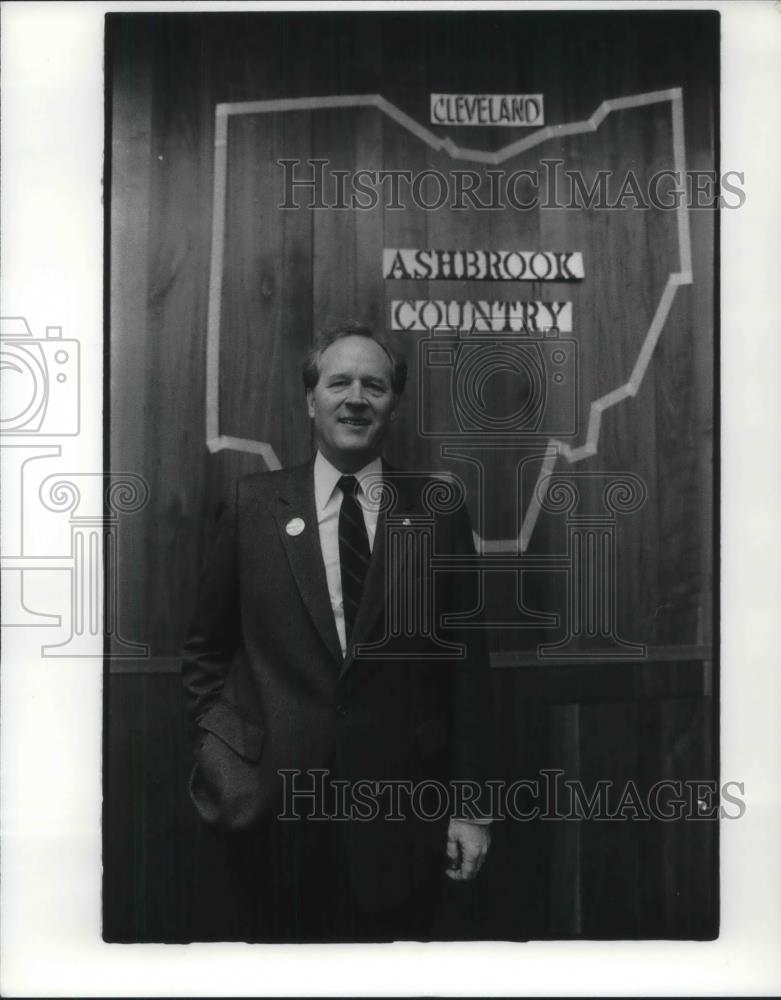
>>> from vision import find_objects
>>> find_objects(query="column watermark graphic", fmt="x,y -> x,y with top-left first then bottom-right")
536,472 -> 647,659
355,465 -> 647,661
1,316 -> 149,659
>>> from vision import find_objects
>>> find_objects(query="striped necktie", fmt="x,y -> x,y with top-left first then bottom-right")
337,474 -> 371,647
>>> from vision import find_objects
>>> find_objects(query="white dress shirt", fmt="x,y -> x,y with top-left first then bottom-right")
314,451 -> 382,657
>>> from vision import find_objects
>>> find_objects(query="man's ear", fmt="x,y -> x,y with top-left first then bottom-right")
306,390 -> 315,419
390,395 -> 400,420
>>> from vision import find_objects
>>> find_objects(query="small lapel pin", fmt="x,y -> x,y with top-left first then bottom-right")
402,518 -> 411,527
286,517 -> 305,536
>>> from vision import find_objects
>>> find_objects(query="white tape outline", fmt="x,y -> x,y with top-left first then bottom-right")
206,90 -> 692,546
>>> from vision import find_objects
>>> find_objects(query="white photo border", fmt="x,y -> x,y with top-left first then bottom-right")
1,1 -> 779,995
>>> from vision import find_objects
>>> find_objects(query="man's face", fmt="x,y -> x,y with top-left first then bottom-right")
307,335 -> 398,472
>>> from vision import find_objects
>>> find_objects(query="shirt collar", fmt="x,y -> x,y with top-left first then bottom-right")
314,451 -> 383,511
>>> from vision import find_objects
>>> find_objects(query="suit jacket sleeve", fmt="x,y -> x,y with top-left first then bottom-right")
180,484 -> 241,743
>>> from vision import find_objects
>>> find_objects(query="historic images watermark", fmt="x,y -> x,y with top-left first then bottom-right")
278,158 -> 746,211
278,769 -> 745,823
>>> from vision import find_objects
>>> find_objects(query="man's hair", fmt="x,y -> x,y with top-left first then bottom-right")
301,321 -> 408,396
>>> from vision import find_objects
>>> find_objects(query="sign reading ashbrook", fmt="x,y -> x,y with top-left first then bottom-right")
430,93 -> 544,127
383,249 -> 584,282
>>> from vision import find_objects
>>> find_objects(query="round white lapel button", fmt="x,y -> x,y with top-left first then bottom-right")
286,517 -> 305,536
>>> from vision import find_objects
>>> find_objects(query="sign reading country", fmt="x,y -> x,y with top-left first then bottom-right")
390,299 -> 573,333
430,93 -> 544,127
383,248 -> 584,282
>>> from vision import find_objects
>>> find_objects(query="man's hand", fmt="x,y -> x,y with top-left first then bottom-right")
445,818 -> 491,881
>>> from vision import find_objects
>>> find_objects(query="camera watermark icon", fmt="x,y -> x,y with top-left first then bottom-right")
418,323 -> 579,440
0,317 -> 80,436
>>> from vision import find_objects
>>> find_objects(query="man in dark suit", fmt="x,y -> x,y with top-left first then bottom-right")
181,321 -> 494,942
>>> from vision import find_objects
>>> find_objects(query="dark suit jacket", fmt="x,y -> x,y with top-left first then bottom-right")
181,458 -> 494,909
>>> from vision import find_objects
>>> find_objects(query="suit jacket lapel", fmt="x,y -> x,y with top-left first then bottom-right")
272,460 -> 343,666
340,463 -> 418,676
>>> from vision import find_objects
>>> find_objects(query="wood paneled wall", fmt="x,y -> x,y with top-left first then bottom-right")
106,11 -> 718,941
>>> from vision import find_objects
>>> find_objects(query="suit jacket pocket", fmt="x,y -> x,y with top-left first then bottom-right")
198,699 -> 265,762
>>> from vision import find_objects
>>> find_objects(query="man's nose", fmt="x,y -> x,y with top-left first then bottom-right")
344,383 -> 367,405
